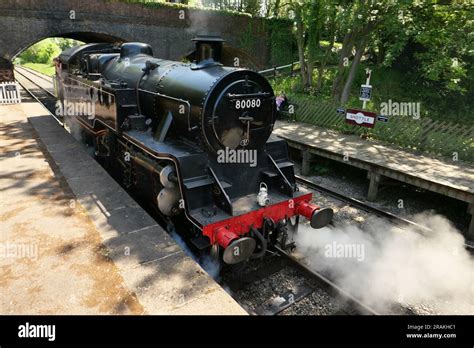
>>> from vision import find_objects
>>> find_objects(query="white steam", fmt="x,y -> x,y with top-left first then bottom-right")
186,10 -> 210,35
294,213 -> 474,314
169,230 -> 221,280
185,10 -> 221,39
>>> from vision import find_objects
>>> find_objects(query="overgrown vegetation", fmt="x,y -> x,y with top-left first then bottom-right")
269,0 -> 473,127
267,18 -> 296,66
111,0 -> 253,17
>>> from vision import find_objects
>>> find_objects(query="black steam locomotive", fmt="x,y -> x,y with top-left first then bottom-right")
55,37 -> 333,264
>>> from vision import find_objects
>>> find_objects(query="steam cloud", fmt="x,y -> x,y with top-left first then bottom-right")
294,213 -> 474,314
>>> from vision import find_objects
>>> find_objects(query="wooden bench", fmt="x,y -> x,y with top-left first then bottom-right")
278,101 -> 298,122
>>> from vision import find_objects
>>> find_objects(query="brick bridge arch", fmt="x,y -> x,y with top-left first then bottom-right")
0,0 -> 271,80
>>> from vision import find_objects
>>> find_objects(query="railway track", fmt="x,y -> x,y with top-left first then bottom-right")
15,66 -> 465,316
15,66 -> 56,96
223,246 -> 382,315
17,65 -> 56,85
14,66 -> 63,125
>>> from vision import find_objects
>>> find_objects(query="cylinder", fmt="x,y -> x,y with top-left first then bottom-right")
160,165 -> 177,188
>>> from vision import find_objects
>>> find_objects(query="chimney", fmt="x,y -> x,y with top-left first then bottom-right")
191,36 -> 225,64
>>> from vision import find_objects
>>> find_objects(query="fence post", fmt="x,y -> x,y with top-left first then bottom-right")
367,170 -> 381,201
290,62 -> 294,77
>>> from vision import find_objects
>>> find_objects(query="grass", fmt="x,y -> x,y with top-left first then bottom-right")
21,63 -> 55,76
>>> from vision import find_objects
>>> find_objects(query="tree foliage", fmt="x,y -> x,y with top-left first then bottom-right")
16,38 -> 82,65
201,0 -> 263,15
267,0 -> 472,107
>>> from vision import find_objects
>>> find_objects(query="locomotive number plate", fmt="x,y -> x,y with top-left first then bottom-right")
234,98 -> 261,110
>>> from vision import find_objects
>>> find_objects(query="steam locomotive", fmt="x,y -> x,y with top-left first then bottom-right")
55,36 -> 334,264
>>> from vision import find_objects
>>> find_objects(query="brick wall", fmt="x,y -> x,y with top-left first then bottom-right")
0,60 -> 14,82
0,0 -> 272,70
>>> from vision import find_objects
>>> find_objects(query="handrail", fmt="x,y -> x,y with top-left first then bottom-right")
259,61 -> 299,74
138,88 -> 192,131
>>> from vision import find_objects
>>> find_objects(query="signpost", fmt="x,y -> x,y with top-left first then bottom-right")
359,68 -> 372,109
336,67 -> 391,128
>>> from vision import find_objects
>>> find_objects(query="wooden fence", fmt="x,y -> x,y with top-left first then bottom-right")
287,96 -> 474,162
0,82 -> 21,104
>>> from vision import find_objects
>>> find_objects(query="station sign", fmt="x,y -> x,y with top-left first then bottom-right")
336,107 -> 346,115
345,109 -> 377,128
359,84 -> 372,101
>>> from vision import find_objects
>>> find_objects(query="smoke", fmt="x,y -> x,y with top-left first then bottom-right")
168,228 -> 221,281
199,253 -> 222,280
186,10 -> 212,36
294,213 -> 474,314
185,9 -> 223,42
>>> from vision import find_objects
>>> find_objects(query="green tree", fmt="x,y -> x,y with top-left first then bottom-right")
410,1 -> 472,94
17,38 -> 80,65
288,0 -> 339,91
331,0 -> 412,104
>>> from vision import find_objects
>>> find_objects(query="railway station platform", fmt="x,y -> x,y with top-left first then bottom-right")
273,120 -> 474,239
0,95 -> 246,314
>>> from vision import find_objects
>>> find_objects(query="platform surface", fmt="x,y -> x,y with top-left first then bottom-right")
274,120 -> 474,198
0,97 -> 246,315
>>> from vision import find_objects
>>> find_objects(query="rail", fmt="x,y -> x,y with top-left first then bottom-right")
295,175 -> 473,250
